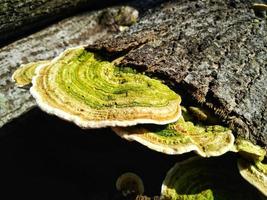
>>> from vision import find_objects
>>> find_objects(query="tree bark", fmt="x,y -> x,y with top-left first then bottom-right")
89,0 -> 267,148
1,0 -> 267,148
0,0 -> 126,46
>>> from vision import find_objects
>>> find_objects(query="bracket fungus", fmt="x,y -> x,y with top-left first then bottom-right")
235,139 -> 267,197
11,45 -> 267,198
235,138 -> 266,162
27,46 -> 181,128
112,107 -> 234,157
12,60 -> 50,87
161,156 -> 262,200
238,159 -> 267,197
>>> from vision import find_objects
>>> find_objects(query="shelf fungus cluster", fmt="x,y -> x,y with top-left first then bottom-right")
12,46 -> 267,198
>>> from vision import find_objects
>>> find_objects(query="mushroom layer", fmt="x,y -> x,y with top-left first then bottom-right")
113,110 -> 234,157
235,138 -> 266,162
238,159 -> 267,197
12,60 -> 50,87
161,156 -> 261,200
30,47 -> 181,128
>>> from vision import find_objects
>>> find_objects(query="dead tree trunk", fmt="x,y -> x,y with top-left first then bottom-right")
0,0 -> 125,46
89,0 -> 267,147
1,0 -> 266,148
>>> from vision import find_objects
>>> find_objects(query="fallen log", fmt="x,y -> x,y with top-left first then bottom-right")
89,0 -> 267,148
1,0 -> 266,148
0,0 -> 127,46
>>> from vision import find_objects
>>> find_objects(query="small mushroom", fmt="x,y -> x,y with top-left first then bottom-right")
116,172 -> 144,197
188,106 -> 208,121
28,46 -> 181,128
161,156 -> 262,200
12,60 -> 50,87
112,107 -> 234,157
238,158 -> 267,197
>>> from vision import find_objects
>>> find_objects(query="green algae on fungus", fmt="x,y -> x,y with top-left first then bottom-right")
30,46 -> 181,128
12,60 -> 50,87
112,108 -> 234,157
238,159 -> 267,197
235,138 -> 266,162
161,156 -> 262,200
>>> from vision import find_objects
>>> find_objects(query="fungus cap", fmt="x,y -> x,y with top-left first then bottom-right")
30,46 -> 181,128
12,60 -> 50,87
238,159 -> 267,197
161,156 -> 262,200
112,113 -> 234,157
235,138 -> 266,162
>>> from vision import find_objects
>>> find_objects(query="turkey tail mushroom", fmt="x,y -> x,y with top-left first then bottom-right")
12,60 -> 50,87
29,46 -> 181,128
235,138 -> 266,162
112,107 -> 234,157
236,139 -> 267,197
161,156 -> 262,200
238,159 -> 267,197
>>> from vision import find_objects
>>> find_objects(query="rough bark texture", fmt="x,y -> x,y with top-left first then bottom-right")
89,0 -> 267,148
0,0 -> 127,46
0,5 -> 140,130
1,0 -> 266,148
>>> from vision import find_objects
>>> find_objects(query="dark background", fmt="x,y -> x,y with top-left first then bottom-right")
0,108 -> 186,199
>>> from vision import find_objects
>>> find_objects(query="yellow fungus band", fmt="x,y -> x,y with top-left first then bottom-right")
12,60 -> 50,87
